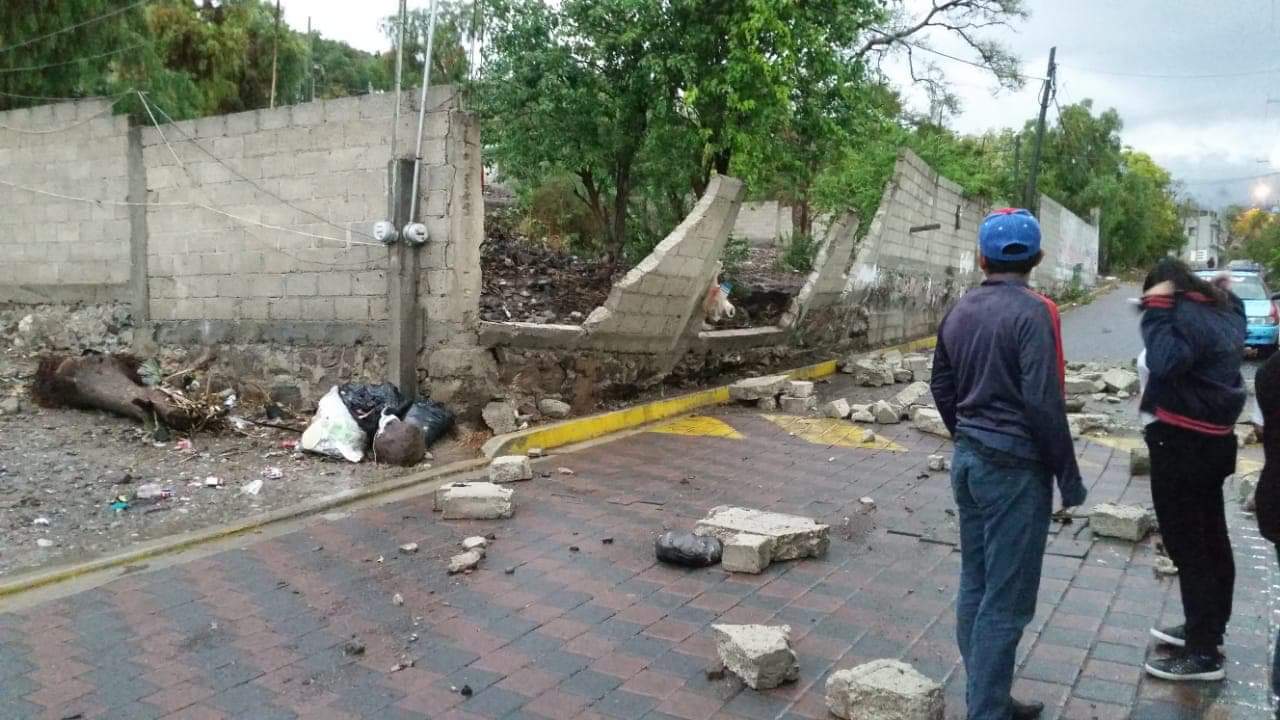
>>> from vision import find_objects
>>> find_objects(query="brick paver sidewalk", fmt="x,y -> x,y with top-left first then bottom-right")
1,407 -> 1274,719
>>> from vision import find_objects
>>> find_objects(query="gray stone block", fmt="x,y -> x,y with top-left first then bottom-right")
729,374 -> 790,402
721,532 -> 774,574
695,506 -> 829,561
821,399 -> 851,419
489,455 -> 532,483
711,624 -> 799,690
780,395 -> 817,415
826,659 -> 944,720
437,482 -> 514,520
1089,503 -> 1154,541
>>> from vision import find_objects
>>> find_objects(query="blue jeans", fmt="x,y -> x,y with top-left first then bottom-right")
952,435 -> 1052,720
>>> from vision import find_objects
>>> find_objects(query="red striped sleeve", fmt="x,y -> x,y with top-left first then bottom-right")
1025,289 -> 1066,395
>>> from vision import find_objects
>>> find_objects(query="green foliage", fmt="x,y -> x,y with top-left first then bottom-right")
721,235 -> 750,277
1230,209 -> 1280,276
778,233 -> 820,274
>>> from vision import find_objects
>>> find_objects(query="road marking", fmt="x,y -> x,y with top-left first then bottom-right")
1086,434 -> 1262,474
649,416 -> 745,439
761,415 -> 906,452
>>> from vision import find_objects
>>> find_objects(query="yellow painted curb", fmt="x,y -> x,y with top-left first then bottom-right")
484,335 -> 937,458
0,457 -> 487,600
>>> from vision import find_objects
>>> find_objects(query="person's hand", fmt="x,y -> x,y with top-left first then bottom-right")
1144,280 -> 1174,297
1059,477 -> 1087,509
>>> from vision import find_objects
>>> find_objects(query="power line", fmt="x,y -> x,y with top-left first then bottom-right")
1180,170 -> 1280,186
866,26 -> 1047,82
0,0 -> 151,55
0,42 -> 146,74
1059,63 -> 1280,80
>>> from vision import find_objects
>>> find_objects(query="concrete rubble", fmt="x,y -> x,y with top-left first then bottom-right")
780,395 -> 818,414
891,382 -> 932,417
463,536 -> 489,551
1101,368 -> 1140,394
711,624 -> 799,690
1236,472 -> 1260,511
489,455 -> 533,483
1089,503 -> 1155,541
911,408 -> 950,438
448,549 -> 483,574
757,396 -> 778,411
482,401 -> 520,434
1129,446 -> 1150,477
729,374 -> 791,402
844,358 -> 896,387
892,368 -> 913,383
850,405 -> 876,423
786,380 -> 815,398
1236,423 -> 1258,448
927,454 -> 949,472
822,398 -> 852,419
695,506 -> 829,561
1064,375 -> 1107,395
537,398 -> 572,419
721,532 -> 775,574
872,400 -> 901,425
825,659 -> 944,720
903,354 -> 932,383
436,482 -> 515,520
1067,413 -> 1111,437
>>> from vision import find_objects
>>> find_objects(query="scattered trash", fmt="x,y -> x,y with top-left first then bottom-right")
338,383 -> 409,437
135,483 -> 172,501
110,499 -> 129,513
281,438 -> 299,451
392,593 -> 405,606
301,386 -> 367,463
262,467 -> 283,480
601,537 -> 614,545
240,479 -> 263,496
402,399 -> 455,447
373,410 -> 426,466
399,543 -> 419,554
655,530 -> 723,567
459,684 -> 474,697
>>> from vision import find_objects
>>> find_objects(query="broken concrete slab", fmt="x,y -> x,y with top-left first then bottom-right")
448,549 -> 483,574
463,536 -> 489,552
757,396 -> 778,411
488,455 -> 533,483
825,659 -> 944,720
1130,446 -> 1150,477
1089,503 -> 1154,541
821,398 -> 852,419
779,395 -> 818,415
1064,376 -> 1106,395
927,454 -> 949,472
1236,423 -> 1258,448
438,482 -> 515,520
537,398 -> 572,419
845,358 -> 895,387
721,532 -> 775,574
786,380 -> 815,398
911,408 -> 950,438
892,368 -> 913,383
872,400 -> 901,424
880,349 -> 904,368
850,409 -> 876,423
903,354 -> 932,383
892,382 -> 932,416
695,506 -> 829,561
1101,368 -> 1140,394
711,624 -> 799,690
1067,413 -> 1111,437
482,401 -> 519,435
729,374 -> 790,402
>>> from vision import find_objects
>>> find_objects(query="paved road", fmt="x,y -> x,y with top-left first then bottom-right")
1061,283 -> 1144,364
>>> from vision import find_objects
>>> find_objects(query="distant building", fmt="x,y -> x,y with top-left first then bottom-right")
1183,210 -> 1222,267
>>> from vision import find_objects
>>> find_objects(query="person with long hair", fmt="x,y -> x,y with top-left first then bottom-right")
1252,348 -> 1280,705
1139,258 -> 1246,681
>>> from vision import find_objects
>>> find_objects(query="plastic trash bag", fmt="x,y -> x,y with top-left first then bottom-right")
655,531 -> 722,567
373,408 -> 427,466
301,386 -> 367,462
338,382 -> 410,438
403,399 -> 456,447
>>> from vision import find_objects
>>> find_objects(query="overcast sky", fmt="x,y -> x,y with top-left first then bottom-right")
281,0 -> 1279,210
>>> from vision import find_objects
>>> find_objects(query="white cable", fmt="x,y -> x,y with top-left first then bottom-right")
137,90 -> 186,170
0,0 -> 151,55
0,42 -> 146,74
0,93 -> 130,134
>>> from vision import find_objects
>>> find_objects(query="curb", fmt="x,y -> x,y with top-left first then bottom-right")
0,457 -> 488,600
483,335 -> 938,458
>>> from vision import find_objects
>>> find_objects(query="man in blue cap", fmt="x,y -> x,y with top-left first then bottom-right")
931,208 -> 1087,720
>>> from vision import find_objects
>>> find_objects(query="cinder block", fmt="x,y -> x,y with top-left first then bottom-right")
268,297 -> 303,319
284,273 -> 319,296
333,297 -> 370,320
317,272 -> 353,296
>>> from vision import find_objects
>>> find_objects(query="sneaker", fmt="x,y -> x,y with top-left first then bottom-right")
1150,624 -> 1186,647
1144,652 -> 1225,681
1011,697 -> 1045,719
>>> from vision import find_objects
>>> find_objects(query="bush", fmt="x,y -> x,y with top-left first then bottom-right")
721,235 -> 750,276
778,233 -> 819,273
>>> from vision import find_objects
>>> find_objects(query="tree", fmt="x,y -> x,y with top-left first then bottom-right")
380,3 -> 475,91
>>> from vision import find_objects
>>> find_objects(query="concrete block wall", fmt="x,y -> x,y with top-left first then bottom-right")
0,98 -> 133,303
141,90 -> 458,325
1037,193 -> 1099,292
781,211 -> 860,328
732,201 -> 789,247
845,149 -> 985,346
582,175 -> 745,355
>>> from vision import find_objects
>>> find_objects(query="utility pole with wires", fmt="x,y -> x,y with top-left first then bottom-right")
1024,46 -> 1056,214
269,0 -> 282,109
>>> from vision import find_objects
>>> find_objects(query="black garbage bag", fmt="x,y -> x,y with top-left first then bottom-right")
403,399 -> 456,447
338,383 -> 410,438
655,531 -> 722,567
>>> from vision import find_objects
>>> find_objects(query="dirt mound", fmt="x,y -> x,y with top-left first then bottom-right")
480,216 -> 617,325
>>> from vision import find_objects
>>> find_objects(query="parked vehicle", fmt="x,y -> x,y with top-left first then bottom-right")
1197,270 -> 1280,354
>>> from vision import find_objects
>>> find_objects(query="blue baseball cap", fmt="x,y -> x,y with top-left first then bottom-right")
979,208 -> 1041,262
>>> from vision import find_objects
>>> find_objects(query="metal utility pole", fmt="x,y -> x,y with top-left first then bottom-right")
1024,46 -> 1056,213
269,0 -> 282,108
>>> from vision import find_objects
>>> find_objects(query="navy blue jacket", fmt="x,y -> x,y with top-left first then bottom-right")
932,277 -> 1084,500
1139,291 -> 1245,435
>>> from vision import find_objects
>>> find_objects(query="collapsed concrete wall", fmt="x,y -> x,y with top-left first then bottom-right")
845,149 -> 984,347
0,99 -> 134,304
1037,193 -> 1100,293
780,212 -> 860,343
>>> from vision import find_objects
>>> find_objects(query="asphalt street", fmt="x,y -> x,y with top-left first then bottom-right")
1061,283 -> 1144,364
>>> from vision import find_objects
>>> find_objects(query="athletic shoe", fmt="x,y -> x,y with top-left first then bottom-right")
1150,624 -> 1186,647
1011,697 -> 1045,719
1144,652 -> 1225,681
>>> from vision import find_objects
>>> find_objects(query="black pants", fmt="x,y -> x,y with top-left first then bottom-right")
1145,422 -> 1237,655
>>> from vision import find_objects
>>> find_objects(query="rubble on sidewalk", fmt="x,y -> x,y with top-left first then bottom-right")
891,382 -> 932,418
779,395 -> 817,415
729,374 -> 791,402
721,532 -> 774,574
1153,556 -> 1178,576
821,398 -> 851,419
1067,413 -> 1111,437
436,482 -> 515,520
1236,423 -> 1258,448
872,400 -> 901,424
850,404 -> 876,423
448,549 -> 484,574
695,506 -> 829,561
1236,472 -> 1260,511
489,455 -> 533,483
1101,368 -> 1140,394
927,454 -> 949,472
910,408 -> 950,438
902,353 -> 932,383
1089,503 -> 1155,541
1064,374 -> 1107,394
482,400 -> 520,434
463,536 -> 489,551
786,380 -> 815,398
825,659 -> 944,720
537,398 -> 572,419
1130,446 -> 1151,476
711,624 -> 799,690
843,358 -> 896,387
757,396 -> 778,411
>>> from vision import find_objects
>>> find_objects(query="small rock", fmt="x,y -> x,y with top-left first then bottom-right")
343,640 -> 366,656
32,517 -> 50,527
850,409 -> 876,423
392,593 -> 404,606
558,467 -> 575,476
1064,397 -> 1087,413
504,566 -> 516,574
711,624 -> 799,690
825,659 -> 944,720
1103,396 -> 1123,404
927,454 -> 949,472
459,684 -> 473,697
872,400 -> 900,424
1089,503 -> 1155,541
779,395 -> 817,414
482,401 -> 519,435
821,399 -> 851,419
568,545 -> 580,552
399,543 -> 419,554
489,455 -> 533,483
462,536 -> 488,552
538,398 -> 572,419
911,408 -> 950,438
1101,367 -> 1140,394
786,380 -> 815,398
527,447 -> 546,458
36,538 -> 53,548
1065,375 -> 1107,394
721,532 -> 775,574
448,550 -> 483,574
1116,390 -> 1131,399
859,497 -> 876,507
1236,472 -> 1260,510
1235,423 -> 1258,448
893,368 -> 914,383
0,396 -> 20,415
1153,556 -> 1178,576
